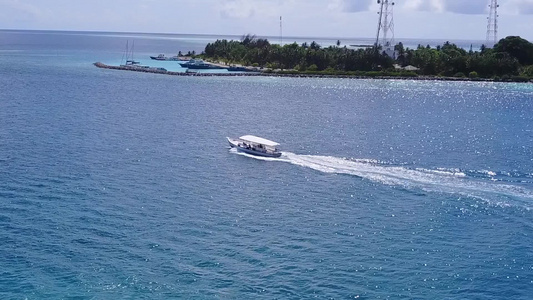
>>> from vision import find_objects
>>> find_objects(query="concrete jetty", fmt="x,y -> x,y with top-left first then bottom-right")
93,62 -> 404,79
93,62 -> 261,77
94,62 -> 530,82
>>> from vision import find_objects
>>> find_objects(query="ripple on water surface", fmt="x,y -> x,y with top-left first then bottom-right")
0,42 -> 532,298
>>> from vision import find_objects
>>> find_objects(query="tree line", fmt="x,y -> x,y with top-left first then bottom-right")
202,35 -> 533,80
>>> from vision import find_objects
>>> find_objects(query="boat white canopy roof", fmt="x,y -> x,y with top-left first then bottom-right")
239,135 -> 279,147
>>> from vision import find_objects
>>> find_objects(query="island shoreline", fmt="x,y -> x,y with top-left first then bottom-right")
94,62 -> 531,83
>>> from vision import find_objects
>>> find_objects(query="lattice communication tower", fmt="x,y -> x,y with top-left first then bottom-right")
375,0 -> 395,56
486,0 -> 499,46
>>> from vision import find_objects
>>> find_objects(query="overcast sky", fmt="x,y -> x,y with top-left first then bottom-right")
0,0 -> 532,40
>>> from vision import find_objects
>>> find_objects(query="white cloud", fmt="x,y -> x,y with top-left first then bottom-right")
0,0 -> 48,21
341,0 -> 373,12
442,0 -> 487,14
503,0 -> 533,14
217,0 -> 295,19
0,0 -> 531,40
219,0 -> 257,18
403,0 -> 533,15
403,0 -> 445,13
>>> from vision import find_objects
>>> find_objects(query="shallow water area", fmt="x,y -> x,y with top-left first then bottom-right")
0,30 -> 532,299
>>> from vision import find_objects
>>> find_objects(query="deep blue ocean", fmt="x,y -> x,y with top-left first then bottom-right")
0,30 -> 532,299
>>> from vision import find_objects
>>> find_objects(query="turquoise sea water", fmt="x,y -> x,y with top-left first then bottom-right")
0,30 -> 532,299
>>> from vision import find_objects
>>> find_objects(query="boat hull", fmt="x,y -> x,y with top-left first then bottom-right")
236,147 -> 282,158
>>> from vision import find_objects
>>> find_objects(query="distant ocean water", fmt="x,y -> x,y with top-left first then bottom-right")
0,30 -> 532,299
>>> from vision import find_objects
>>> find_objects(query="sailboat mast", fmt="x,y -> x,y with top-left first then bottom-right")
131,41 -> 135,62
121,40 -> 128,65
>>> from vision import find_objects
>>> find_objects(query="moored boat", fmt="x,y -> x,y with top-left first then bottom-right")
227,135 -> 282,158
150,54 -> 181,61
179,59 -> 226,70
121,40 -> 140,66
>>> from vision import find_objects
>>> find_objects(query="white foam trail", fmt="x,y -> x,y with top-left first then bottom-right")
283,152 -> 473,189
231,149 -> 533,209
480,170 -> 498,177
416,168 -> 466,177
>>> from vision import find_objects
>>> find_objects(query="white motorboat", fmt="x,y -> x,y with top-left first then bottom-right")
227,135 -> 282,158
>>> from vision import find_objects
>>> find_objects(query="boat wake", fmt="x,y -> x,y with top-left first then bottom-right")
231,149 -> 533,209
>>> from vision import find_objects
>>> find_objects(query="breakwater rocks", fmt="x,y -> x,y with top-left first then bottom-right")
94,62 -> 261,77
94,62 -> 531,82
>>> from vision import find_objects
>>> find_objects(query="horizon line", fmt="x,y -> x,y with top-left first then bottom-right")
0,28 -> 518,43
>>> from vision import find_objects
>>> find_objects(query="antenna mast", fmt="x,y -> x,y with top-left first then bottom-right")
486,0 -> 499,46
280,16 -> 283,45
375,0 -> 395,56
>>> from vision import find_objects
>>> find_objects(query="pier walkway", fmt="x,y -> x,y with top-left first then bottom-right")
94,62 -> 522,82
93,62 -> 260,77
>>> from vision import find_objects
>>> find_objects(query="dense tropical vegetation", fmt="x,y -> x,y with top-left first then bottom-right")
202,35 -> 533,81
